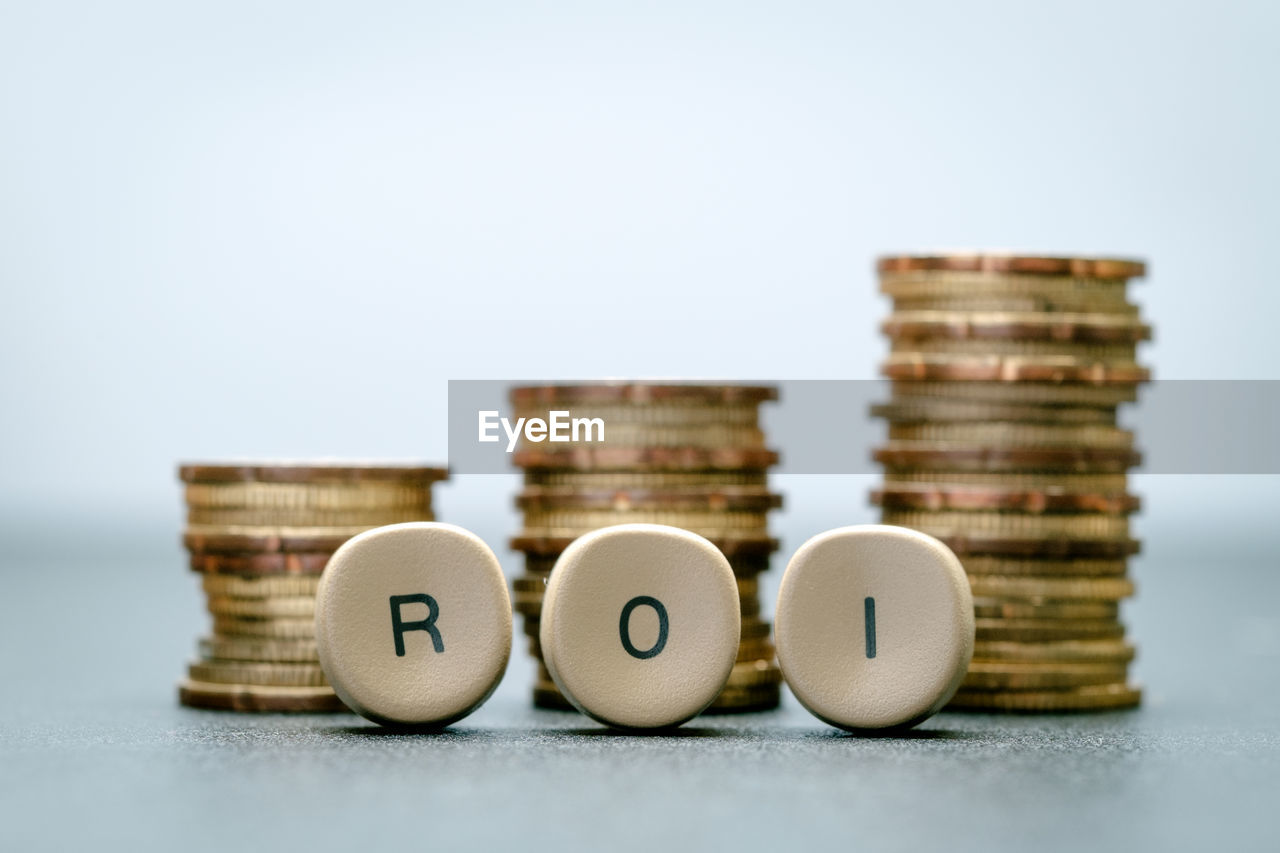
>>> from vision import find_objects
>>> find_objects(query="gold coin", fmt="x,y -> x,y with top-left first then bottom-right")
516,487 -> 782,512
874,400 -> 1117,426
178,462 -> 449,485
933,534 -> 1138,560
881,509 -> 1131,539
971,639 -> 1135,663
890,380 -> 1137,406
525,470 -> 770,489
513,446 -> 780,472
960,555 -> 1130,577
512,534 -> 779,561
882,310 -> 1151,343
517,508 -> 771,535
875,443 -> 1140,474
513,595 -> 542,617
947,682 -> 1142,712
186,506 -> 434,528
974,618 -> 1126,642
512,575 -> 547,594
880,270 -> 1135,300
736,638 -> 775,663
187,660 -> 328,687
725,660 -> 783,689
184,481 -> 436,511
972,599 -> 1119,620
706,683 -> 782,713
884,471 -> 1130,491
206,595 -> 316,619
184,524 -> 385,540
178,679 -> 345,713
887,422 -> 1133,449
967,576 -> 1135,600
961,662 -> 1129,690
891,338 -> 1138,362
511,402 -> 762,428
876,255 -> 1146,278
882,354 -> 1149,384
510,384 -> 777,406
198,636 -> 319,663
211,615 -> 316,639
200,575 -> 320,599
532,683 -> 576,711
513,422 -> 766,450
873,484 -> 1139,515
517,551 -> 774,580
891,295 -> 1140,316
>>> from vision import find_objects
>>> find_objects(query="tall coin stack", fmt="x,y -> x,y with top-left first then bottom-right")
177,461 -> 449,712
870,254 -> 1148,712
509,384 -> 785,713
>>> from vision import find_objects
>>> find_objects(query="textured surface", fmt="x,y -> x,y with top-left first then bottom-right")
2,521 -> 1279,852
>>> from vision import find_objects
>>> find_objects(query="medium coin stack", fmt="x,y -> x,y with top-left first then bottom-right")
177,461 -> 449,712
509,384 -> 785,713
871,254 -> 1148,712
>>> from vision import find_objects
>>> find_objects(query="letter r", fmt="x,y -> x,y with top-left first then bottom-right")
389,594 -> 444,656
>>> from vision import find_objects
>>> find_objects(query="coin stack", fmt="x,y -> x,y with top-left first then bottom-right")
509,384 -> 785,713
177,461 -> 449,712
870,254 -> 1148,712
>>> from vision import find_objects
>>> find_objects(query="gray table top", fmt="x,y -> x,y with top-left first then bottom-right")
2,525 -> 1277,852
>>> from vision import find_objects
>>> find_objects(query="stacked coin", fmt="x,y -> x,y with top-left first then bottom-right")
509,384 -> 785,713
177,461 -> 449,712
871,254 -> 1148,712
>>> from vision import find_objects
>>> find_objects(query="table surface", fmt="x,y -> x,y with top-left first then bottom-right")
2,523 -> 1278,852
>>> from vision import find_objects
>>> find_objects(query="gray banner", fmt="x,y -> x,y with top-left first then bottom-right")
447,380 -> 1280,474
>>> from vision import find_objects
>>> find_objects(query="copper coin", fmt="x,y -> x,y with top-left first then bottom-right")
886,421 -> 1132,450
874,445 -> 1141,472
924,535 -> 1140,559
531,682 -> 576,711
178,679 -> 347,713
516,487 -> 783,512
510,534 -> 779,559
188,550 -> 335,576
882,311 -> 1151,343
178,462 -> 448,485
947,682 -> 1142,712
872,401 -> 1116,425
872,485 -> 1140,514
510,384 -> 777,406
513,446 -> 780,472
881,357 -> 1150,384
183,530 -> 352,555
704,684 -> 782,713
877,254 -> 1146,279
959,556 -> 1130,578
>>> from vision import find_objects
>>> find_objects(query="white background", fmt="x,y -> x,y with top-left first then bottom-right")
2,1 -> 1277,559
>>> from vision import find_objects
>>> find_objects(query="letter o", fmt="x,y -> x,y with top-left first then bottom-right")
618,595 -> 669,660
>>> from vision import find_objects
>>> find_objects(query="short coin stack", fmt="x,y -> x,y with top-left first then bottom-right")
509,384 -> 784,713
871,254 -> 1148,712
177,461 -> 449,712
